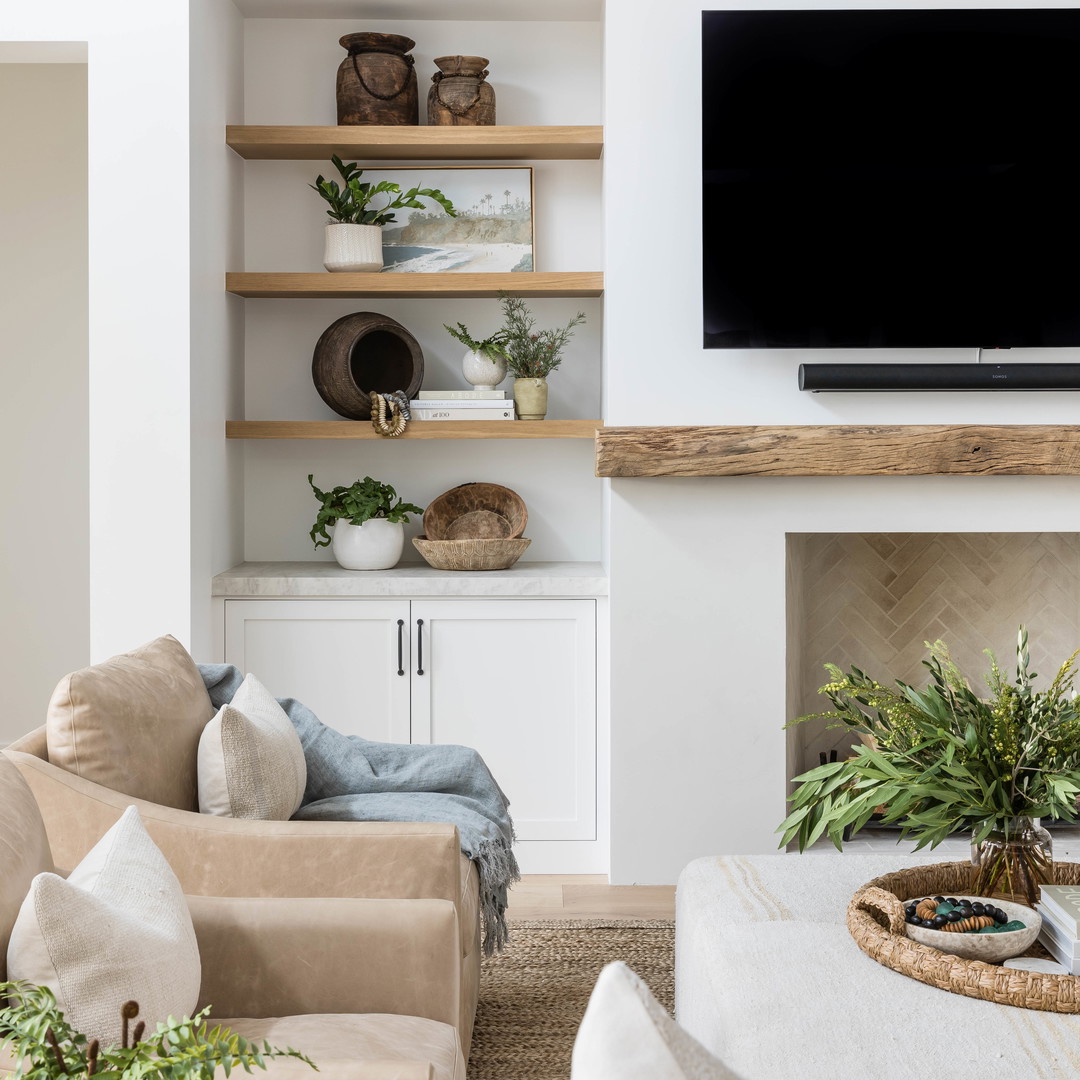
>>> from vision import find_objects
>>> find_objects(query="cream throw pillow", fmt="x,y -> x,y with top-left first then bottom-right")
197,673 -> 307,819
6,806 -> 201,1048
571,962 -> 744,1080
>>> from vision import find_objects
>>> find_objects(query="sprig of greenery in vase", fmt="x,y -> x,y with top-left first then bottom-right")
311,155 -> 457,226
497,293 -> 586,379
0,982 -> 316,1080
778,628 -> 1080,889
443,321 -> 509,363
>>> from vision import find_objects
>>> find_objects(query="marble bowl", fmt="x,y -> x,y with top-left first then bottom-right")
903,896 -> 1042,962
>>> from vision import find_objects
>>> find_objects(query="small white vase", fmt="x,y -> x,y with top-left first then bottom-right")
324,223 -> 383,273
331,518 -> 404,570
461,347 -> 507,391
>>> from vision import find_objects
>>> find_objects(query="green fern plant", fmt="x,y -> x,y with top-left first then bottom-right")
0,982 -> 316,1080
308,474 -> 423,548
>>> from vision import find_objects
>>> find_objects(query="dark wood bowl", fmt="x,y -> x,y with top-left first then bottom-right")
423,483 -> 527,541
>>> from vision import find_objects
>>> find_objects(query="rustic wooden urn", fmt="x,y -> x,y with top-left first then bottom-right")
337,32 -> 419,126
427,55 -> 496,126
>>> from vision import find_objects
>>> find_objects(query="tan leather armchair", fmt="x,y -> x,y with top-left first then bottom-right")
0,750 -> 464,1080
4,728 -> 480,1062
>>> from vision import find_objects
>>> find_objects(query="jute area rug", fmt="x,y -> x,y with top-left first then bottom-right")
468,919 -> 675,1080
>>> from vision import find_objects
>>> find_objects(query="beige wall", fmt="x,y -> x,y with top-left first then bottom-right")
0,63 -> 88,739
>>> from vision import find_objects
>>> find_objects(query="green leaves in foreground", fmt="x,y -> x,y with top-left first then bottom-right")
778,627 -> 1080,852
0,981 -> 317,1080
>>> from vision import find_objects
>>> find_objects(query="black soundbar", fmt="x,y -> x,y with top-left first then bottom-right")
799,363 -> 1080,392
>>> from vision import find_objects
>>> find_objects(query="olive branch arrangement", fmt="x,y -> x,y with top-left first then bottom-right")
0,983 -> 315,1080
778,627 -> 1080,853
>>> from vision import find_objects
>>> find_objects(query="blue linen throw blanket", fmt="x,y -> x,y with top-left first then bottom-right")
199,664 -> 519,954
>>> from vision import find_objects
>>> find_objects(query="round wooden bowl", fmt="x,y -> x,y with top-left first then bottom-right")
311,311 -> 424,420
423,483 -> 527,541
412,536 -> 531,571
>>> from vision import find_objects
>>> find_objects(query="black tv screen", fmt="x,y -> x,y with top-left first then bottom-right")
702,9 -> 1080,349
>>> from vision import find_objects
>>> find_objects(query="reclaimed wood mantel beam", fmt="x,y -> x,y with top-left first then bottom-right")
594,425 -> 1080,477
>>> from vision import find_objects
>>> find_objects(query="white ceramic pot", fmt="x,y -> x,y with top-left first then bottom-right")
462,348 -> 507,391
331,518 -> 404,570
324,223 -> 383,273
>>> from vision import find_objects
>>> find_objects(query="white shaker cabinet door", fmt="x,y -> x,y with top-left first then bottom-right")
223,599 -> 412,742
410,599 -> 596,842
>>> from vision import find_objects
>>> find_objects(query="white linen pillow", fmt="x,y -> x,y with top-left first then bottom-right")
571,962 -> 744,1080
197,672 -> 306,820
6,806 -> 201,1048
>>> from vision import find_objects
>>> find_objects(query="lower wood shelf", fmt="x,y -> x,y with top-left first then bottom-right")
227,419 -> 603,440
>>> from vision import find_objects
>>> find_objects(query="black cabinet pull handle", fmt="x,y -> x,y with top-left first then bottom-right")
396,619 -> 405,676
416,618 -> 424,676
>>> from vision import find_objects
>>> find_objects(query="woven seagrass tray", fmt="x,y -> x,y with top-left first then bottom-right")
848,860 -> 1080,1012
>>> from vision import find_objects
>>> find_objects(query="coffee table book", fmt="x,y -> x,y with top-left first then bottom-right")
1039,885 -> 1080,935
1037,904 -> 1080,974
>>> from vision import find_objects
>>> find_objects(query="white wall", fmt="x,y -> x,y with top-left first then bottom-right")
604,0 -> 1080,881
0,0 -> 198,662
239,18 -> 604,564
0,63 -> 89,737
189,0 -> 245,657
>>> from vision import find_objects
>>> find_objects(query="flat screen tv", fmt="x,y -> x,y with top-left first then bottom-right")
702,8 -> 1080,350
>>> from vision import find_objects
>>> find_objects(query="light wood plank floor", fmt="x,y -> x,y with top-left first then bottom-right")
506,875 -> 676,921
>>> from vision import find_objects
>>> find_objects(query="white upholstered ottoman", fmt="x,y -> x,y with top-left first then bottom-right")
675,853 -> 1080,1080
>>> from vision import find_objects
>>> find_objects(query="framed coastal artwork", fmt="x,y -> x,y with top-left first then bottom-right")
367,165 -> 534,273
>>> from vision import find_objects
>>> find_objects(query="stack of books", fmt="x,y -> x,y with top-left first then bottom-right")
1036,884 -> 1080,973
410,389 -> 515,422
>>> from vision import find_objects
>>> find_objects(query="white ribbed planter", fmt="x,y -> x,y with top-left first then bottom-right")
323,223 -> 383,273
331,518 -> 404,570
462,348 -> 507,391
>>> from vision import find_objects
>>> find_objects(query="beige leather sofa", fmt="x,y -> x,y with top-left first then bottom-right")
4,727 -> 481,1068
0,752 -> 468,1080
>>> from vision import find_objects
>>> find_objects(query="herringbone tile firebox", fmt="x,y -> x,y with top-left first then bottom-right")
786,533 -> 1080,777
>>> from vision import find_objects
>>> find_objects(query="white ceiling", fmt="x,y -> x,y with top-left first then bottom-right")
232,0 -> 602,20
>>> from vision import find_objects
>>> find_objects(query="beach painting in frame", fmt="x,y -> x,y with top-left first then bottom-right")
373,166 -> 534,273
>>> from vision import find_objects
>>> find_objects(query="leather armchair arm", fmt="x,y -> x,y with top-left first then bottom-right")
188,895 -> 462,1030
5,749 -> 464,905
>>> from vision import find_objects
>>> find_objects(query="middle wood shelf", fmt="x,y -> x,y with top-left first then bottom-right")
226,271 -> 604,298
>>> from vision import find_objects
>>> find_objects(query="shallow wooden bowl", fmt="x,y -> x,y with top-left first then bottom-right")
412,536 -> 531,571
423,483 -> 527,541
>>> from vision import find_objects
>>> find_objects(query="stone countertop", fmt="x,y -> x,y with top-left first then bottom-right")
212,561 -> 608,598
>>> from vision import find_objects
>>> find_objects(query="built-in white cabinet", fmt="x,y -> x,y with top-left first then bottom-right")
223,597 -> 596,843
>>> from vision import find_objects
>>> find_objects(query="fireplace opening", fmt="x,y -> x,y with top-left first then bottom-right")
786,532 -> 1080,833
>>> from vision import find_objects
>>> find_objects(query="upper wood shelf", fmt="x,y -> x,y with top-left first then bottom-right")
226,271 -> 603,298
226,125 -> 604,161
595,424 -> 1080,477
228,420 -> 602,440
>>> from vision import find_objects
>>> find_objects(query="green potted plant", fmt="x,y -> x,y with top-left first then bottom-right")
308,474 -> 423,570
312,155 -> 457,273
497,294 -> 586,420
778,627 -> 1080,905
443,320 -> 509,391
0,982 -> 315,1080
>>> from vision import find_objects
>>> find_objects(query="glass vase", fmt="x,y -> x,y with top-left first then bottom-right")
970,816 -> 1053,907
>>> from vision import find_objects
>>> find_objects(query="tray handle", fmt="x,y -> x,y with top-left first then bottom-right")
852,885 -> 907,935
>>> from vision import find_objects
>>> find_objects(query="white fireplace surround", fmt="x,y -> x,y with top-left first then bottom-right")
607,474 -> 1080,882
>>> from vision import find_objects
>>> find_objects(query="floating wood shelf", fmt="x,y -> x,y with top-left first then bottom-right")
228,420 -> 603,440
226,124 -> 604,160
595,425 -> 1080,477
226,271 -> 603,299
